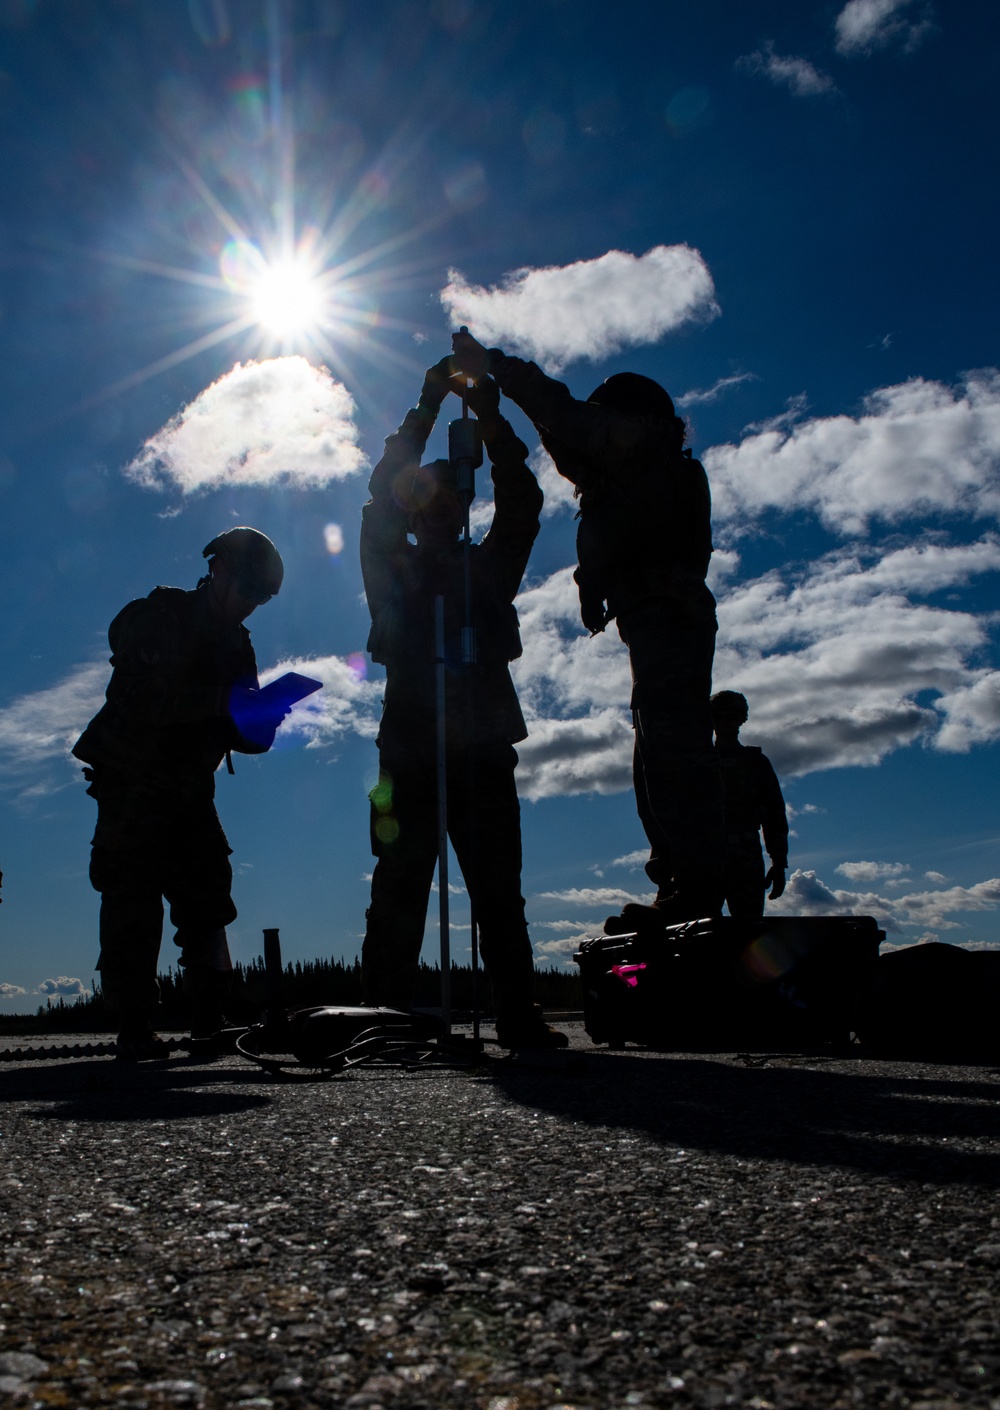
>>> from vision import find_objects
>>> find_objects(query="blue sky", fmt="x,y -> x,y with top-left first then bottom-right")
1,0 -> 998,1010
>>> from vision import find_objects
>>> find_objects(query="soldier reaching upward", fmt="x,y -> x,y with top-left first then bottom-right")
360,358 -> 566,1049
711,690 -> 788,918
451,329 -> 724,924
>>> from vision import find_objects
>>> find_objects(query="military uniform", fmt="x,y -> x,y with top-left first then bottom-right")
484,354 -> 724,917
717,741 -> 788,918
73,584 -> 268,1021
360,401 -> 541,1016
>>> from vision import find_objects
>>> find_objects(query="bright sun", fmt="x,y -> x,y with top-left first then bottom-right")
219,238 -> 327,340
251,259 -> 323,336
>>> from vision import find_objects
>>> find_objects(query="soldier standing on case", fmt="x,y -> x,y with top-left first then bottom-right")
360,358 -> 566,1049
73,528 -> 287,1057
451,328 -> 724,924
711,690 -> 788,918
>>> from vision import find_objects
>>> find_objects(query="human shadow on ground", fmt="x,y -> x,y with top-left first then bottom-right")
0,1054 -> 276,1122
490,1051 -> 1000,1187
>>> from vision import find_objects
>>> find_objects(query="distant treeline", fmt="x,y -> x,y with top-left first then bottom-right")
0,956 -> 582,1035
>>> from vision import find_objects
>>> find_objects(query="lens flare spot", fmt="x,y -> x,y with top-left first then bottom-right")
324,522 -> 345,555
347,651 -> 368,681
375,816 -> 400,845
370,774 -> 393,813
220,238 -> 265,291
743,932 -> 794,985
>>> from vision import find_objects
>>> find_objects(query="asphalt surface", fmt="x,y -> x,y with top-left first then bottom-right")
1,1024 -> 999,1410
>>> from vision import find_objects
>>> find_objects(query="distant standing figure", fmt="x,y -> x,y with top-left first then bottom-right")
451,328 -> 724,923
72,528 -> 287,1057
710,691 -> 788,918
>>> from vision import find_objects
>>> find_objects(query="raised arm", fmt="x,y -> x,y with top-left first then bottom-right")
452,329 -> 652,490
361,358 -> 455,618
467,376 -> 542,600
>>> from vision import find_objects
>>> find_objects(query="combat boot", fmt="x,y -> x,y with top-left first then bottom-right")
115,1017 -> 170,1061
495,1003 -> 569,1051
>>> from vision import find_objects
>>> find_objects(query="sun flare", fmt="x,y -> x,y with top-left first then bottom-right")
220,238 -> 327,339
251,259 -> 324,337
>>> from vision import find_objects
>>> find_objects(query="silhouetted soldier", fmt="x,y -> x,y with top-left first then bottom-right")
711,690 -> 788,918
73,528 -> 286,1057
361,358 -> 566,1048
451,329 -> 723,924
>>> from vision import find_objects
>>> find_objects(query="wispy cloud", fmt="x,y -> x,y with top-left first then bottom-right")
0,662 -> 108,784
611,849 -> 649,870
126,356 -> 367,495
836,860 -> 910,881
676,373 -> 757,409
736,43 -> 836,97
0,983 -> 28,998
440,246 -> 719,372
706,371 -> 1000,537
834,0 -> 934,55
534,885 -> 650,910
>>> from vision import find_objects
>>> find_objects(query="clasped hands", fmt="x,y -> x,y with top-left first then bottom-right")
419,329 -> 499,422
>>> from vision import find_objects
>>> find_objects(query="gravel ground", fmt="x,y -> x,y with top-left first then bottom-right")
1,1023 -> 999,1410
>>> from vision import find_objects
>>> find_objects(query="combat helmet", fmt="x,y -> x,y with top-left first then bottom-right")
587,372 -> 677,422
203,527 -> 284,603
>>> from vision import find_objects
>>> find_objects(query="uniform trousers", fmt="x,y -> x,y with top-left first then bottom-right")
362,741 -> 537,1015
86,768 -> 236,1018
617,596 -> 725,916
722,833 -> 767,919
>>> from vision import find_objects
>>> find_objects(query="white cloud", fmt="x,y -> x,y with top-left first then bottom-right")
262,654 -> 384,746
534,886 -> 650,910
932,672 -> 1000,753
532,445 -> 579,518
713,537 -> 1000,774
836,860 -> 910,881
706,371 -> 1000,537
126,357 -> 367,494
769,868 -> 1000,933
533,928 -> 604,964
736,43 -> 836,97
0,652 -> 384,792
0,983 -> 27,997
924,871 -> 949,883
676,373 -> 757,409
440,246 -> 719,372
504,525 -> 1000,796
37,976 -> 90,997
611,849 -> 649,870
0,662 -> 108,782
834,0 -> 933,55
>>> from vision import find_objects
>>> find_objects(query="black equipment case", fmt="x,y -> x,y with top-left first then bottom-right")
574,915 -> 883,1051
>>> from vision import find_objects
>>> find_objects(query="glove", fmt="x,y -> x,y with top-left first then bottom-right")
418,355 -> 458,412
764,865 -> 787,901
464,375 -> 501,423
451,328 -> 499,381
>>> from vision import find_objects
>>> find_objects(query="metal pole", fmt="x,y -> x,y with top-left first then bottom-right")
456,383 -> 481,1046
434,594 -> 452,1034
